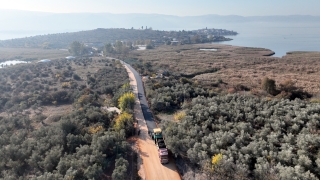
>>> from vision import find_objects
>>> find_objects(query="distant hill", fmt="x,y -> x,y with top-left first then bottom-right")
1,9 -> 319,33
0,28 -> 236,49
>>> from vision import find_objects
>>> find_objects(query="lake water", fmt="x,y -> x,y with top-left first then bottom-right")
200,48 -> 217,51
0,30 -> 79,40
0,31 -> 47,40
1,22 -> 319,57
212,22 -> 320,57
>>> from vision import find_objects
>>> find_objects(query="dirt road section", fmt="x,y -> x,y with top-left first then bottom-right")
122,61 -> 181,180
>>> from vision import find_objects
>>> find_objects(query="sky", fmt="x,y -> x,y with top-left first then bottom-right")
1,0 -> 320,16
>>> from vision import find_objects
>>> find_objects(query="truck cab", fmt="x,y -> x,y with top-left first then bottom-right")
152,128 -> 163,144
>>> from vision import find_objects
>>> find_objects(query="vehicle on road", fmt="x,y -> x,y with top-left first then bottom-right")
158,148 -> 169,164
151,128 -> 163,144
151,128 -> 169,164
156,138 -> 166,149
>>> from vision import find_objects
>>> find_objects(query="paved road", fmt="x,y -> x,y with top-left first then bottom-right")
121,60 -> 181,180
124,63 -> 157,129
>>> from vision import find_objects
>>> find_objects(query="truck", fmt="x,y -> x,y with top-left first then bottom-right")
158,148 -> 169,164
151,128 -> 163,144
151,128 -> 169,164
156,138 -> 166,149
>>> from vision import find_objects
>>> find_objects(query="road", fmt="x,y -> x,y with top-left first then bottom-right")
121,61 -> 181,180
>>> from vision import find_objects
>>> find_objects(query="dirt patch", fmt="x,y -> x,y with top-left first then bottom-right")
156,113 -> 174,122
102,106 -> 121,114
0,104 -> 73,130
41,104 -> 73,116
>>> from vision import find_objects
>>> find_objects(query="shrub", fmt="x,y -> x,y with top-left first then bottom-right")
88,125 -> 104,134
72,74 -> 81,80
279,79 -> 297,92
212,153 -> 223,167
47,115 -> 61,123
61,82 -> 70,88
146,43 -> 153,49
112,157 -> 129,180
261,77 -> 277,95
118,92 -> 135,112
173,111 -> 186,122
114,112 -> 134,136
77,95 -> 93,106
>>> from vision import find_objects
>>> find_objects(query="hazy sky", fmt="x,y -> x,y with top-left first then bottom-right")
1,0 -> 320,16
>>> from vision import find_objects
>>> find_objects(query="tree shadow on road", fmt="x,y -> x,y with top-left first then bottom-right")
162,157 -> 182,174
139,150 -> 149,157
137,130 -> 148,141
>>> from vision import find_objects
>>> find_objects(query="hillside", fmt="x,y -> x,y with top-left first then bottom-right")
0,28 -> 236,49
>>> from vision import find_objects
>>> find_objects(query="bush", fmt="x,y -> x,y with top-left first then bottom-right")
47,115 -> 62,123
118,92 -> 135,111
72,73 -> 81,80
146,44 -> 153,49
261,77 -> 277,95
279,79 -> 296,92
112,157 -> 129,180
173,111 -> 186,122
114,112 -> 134,137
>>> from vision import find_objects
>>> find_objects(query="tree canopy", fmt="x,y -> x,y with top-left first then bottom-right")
0,57 -> 136,179
161,95 -> 320,179
68,41 -> 87,56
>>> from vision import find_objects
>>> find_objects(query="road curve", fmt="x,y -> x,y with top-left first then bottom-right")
121,60 -> 181,180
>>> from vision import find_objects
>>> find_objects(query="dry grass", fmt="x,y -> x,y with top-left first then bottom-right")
129,44 -> 320,95
0,47 -> 70,61
156,113 -> 174,122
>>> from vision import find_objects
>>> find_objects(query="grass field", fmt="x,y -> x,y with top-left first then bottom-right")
0,47 -> 70,61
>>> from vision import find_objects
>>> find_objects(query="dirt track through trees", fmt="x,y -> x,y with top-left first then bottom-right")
122,60 -> 181,180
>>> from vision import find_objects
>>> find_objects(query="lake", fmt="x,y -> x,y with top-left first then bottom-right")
1,22 -> 319,57
212,22 -> 320,57
0,30 -> 79,40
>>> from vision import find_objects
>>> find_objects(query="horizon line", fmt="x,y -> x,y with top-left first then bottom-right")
0,8 -> 319,17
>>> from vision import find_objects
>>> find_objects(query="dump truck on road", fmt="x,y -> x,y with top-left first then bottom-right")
158,148 -> 169,164
151,128 -> 163,144
156,138 -> 166,149
151,128 -> 169,164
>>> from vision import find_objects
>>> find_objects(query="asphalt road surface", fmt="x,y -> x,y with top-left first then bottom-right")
121,60 -> 181,180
